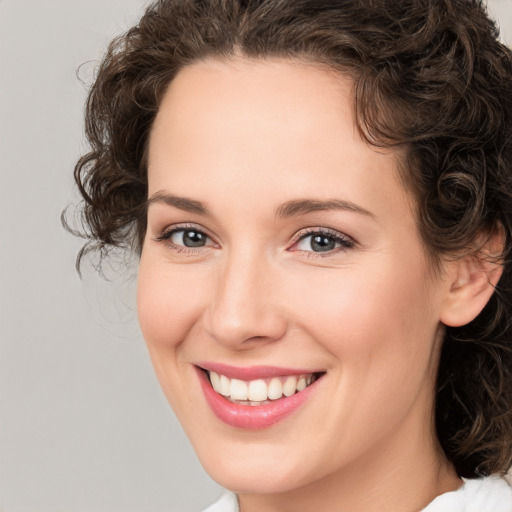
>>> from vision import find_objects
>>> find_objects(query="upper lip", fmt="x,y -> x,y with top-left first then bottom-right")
196,362 -> 324,380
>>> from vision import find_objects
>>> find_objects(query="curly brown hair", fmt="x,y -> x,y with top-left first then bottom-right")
68,0 -> 512,478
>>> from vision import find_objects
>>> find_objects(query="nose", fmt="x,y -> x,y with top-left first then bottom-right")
203,249 -> 287,349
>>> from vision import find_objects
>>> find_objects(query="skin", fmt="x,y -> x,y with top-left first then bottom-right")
136,57 -> 494,511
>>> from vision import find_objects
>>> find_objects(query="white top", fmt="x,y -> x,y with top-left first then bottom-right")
202,476 -> 512,512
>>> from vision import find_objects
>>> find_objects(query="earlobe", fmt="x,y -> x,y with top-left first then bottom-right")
440,234 -> 504,328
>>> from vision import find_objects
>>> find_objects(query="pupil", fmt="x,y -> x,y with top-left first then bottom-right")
311,235 -> 335,252
183,230 -> 206,247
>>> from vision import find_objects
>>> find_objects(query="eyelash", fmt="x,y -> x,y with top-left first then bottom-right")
154,224 -> 355,257
289,227 -> 355,257
154,223 -> 216,254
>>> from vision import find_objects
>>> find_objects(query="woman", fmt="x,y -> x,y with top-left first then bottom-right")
70,0 -> 512,510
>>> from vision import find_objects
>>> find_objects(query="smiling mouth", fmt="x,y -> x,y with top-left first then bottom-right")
197,365 -> 326,428
204,369 -> 323,406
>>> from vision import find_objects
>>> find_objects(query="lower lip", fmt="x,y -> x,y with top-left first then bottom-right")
197,368 -> 321,429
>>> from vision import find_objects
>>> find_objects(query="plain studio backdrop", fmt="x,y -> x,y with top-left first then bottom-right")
0,1 -> 511,511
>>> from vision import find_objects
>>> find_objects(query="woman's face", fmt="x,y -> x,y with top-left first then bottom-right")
138,58 -> 451,493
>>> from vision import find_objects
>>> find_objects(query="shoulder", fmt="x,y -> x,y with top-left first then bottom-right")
422,475 -> 512,512
201,492 -> 239,512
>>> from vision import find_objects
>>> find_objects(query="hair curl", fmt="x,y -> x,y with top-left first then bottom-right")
68,0 -> 512,478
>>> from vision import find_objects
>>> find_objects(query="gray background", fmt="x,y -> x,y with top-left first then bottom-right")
0,1 -> 511,511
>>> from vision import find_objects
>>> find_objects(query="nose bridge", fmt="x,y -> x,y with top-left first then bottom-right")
205,244 -> 286,347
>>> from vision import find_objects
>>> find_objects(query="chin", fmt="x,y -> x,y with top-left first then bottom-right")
202,457 -> 306,494
189,433 -> 320,494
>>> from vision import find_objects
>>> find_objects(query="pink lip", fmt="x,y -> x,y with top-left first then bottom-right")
196,362 -> 323,380
195,366 -> 323,430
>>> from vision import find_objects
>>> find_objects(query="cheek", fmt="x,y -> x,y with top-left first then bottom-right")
136,254 -> 213,418
136,255 -> 207,352
286,262 -> 441,451
285,256 -> 440,377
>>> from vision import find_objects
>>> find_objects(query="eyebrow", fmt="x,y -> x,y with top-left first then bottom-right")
147,191 -> 213,216
275,198 -> 375,219
147,191 -> 374,220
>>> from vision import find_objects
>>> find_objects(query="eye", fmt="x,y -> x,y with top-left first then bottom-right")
155,225 -> 216,250
290,229 -> 355,254
170,229 -> 209,247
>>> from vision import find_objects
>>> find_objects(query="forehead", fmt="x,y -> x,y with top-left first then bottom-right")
147,57 -> 413,221
150,57 -> 354,161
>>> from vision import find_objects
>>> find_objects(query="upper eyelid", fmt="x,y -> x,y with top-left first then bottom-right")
155,223 -> 216,240
289,226 -> 354,245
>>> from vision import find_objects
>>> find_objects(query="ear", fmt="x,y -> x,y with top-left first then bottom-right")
440,230 -> 504,327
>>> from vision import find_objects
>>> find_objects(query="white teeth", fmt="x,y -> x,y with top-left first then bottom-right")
210,371 -> 221,392
248,379 -> 267,401
208,371 -> 318,403
229,379 -> 248,400
219,374 -> 230,396
283,376 -> 298,397
267,377 -> 283,400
